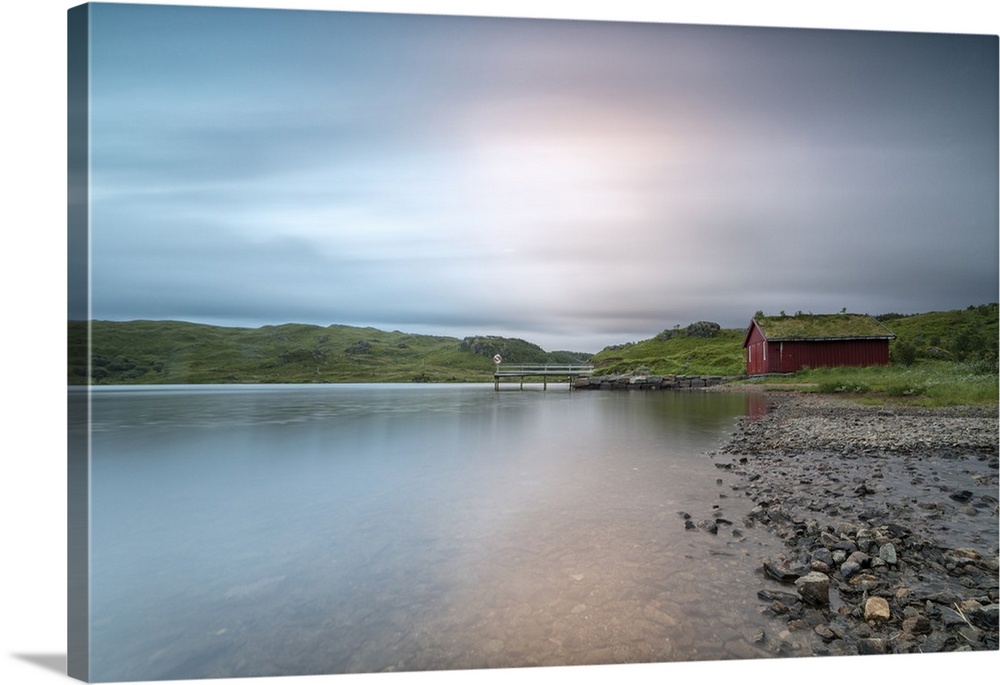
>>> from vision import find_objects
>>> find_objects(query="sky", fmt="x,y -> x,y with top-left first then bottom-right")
78,2 -> 998,353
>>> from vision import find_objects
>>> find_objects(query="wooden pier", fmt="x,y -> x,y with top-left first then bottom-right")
493,364 -> 595,391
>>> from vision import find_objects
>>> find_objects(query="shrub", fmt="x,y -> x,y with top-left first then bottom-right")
892,341 -> 917,366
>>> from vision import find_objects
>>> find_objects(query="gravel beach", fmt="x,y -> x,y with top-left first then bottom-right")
713,390 -> 998,656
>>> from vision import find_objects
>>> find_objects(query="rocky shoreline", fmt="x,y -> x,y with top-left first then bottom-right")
710,392 -> 998,657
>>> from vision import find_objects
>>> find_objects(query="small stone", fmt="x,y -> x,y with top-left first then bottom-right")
952,548 -> 981,560
958,599 -> 983,613
957,624 -> 982,644
864,596 -> 892,622
809,560 -> 831,574
902,615 -> 931,635
970,604 -> 999,629
795,571 -> 831,607
833,538 -> 858,554
787,618 -> 810,631
878,543 -> 897,565
757,589 -> 801,604
940,606 -> 968,627
857,637 -> 888,654
921,631 -> 951,652
767,600 -> 791,615
763,560 -> 801,583
814,624 -> 836,641
840,560 -> 862,579
846,551 -> 870,568
811,548 -> 834,567
848,573 -> 880,591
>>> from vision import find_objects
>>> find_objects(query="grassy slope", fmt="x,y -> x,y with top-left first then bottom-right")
881,303 -> 998,362
590,328 -> 746,377
69,320 -> 593,385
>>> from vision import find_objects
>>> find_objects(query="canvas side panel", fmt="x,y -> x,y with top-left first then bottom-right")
67,3 -> 91,682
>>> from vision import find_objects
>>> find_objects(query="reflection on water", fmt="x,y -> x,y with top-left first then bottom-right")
75,384 -> 786,681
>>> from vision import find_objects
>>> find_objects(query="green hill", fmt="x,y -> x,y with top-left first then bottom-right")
878,303 -> 998,369
590,321 -> 746,377
68,320 -> 593,385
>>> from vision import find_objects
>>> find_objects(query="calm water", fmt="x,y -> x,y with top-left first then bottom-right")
73,384 -> 786,681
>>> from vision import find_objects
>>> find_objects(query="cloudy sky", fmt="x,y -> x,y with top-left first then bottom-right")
79,2 -> 998,352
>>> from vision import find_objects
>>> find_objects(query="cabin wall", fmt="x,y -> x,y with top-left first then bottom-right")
770,339 -> 891,373
745,324 -> 769,375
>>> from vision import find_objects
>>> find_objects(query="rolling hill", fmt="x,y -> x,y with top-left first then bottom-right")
68,304 -> 997,385
68,320 -> 593,385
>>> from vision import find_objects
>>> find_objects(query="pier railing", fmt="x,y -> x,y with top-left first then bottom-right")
493,364 -> 595,391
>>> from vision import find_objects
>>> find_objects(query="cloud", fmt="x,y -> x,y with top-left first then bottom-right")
84,5 -> 998,352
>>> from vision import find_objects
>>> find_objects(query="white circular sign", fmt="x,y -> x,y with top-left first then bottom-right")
493,354 -> 503,364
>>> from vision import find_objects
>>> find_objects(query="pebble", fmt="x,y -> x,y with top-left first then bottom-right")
864,597 -> 891,622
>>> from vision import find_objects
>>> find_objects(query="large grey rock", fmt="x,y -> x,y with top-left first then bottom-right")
795,571 -> 831,607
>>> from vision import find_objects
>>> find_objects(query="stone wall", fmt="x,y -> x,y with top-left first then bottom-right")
573,374 -> 733,390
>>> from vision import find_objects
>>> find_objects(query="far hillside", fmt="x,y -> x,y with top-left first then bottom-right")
68,320 -> 592,385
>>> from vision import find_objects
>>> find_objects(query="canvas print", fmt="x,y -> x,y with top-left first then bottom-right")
67,2 -> 998,683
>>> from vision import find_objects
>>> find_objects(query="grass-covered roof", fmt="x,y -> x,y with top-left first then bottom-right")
753,314 -> 896,340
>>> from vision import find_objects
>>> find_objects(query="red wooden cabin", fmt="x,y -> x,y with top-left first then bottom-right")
743,314 -> 896,376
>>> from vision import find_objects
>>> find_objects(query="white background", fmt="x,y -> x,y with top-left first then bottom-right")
2,2 -> 997,684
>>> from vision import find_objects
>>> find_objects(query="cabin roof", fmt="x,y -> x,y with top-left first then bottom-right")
746,314 -> 896,344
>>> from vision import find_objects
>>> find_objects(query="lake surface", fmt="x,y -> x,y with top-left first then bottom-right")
74,383 -> 787,681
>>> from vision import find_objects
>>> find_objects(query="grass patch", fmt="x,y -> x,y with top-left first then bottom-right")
784,362 -> 997,407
